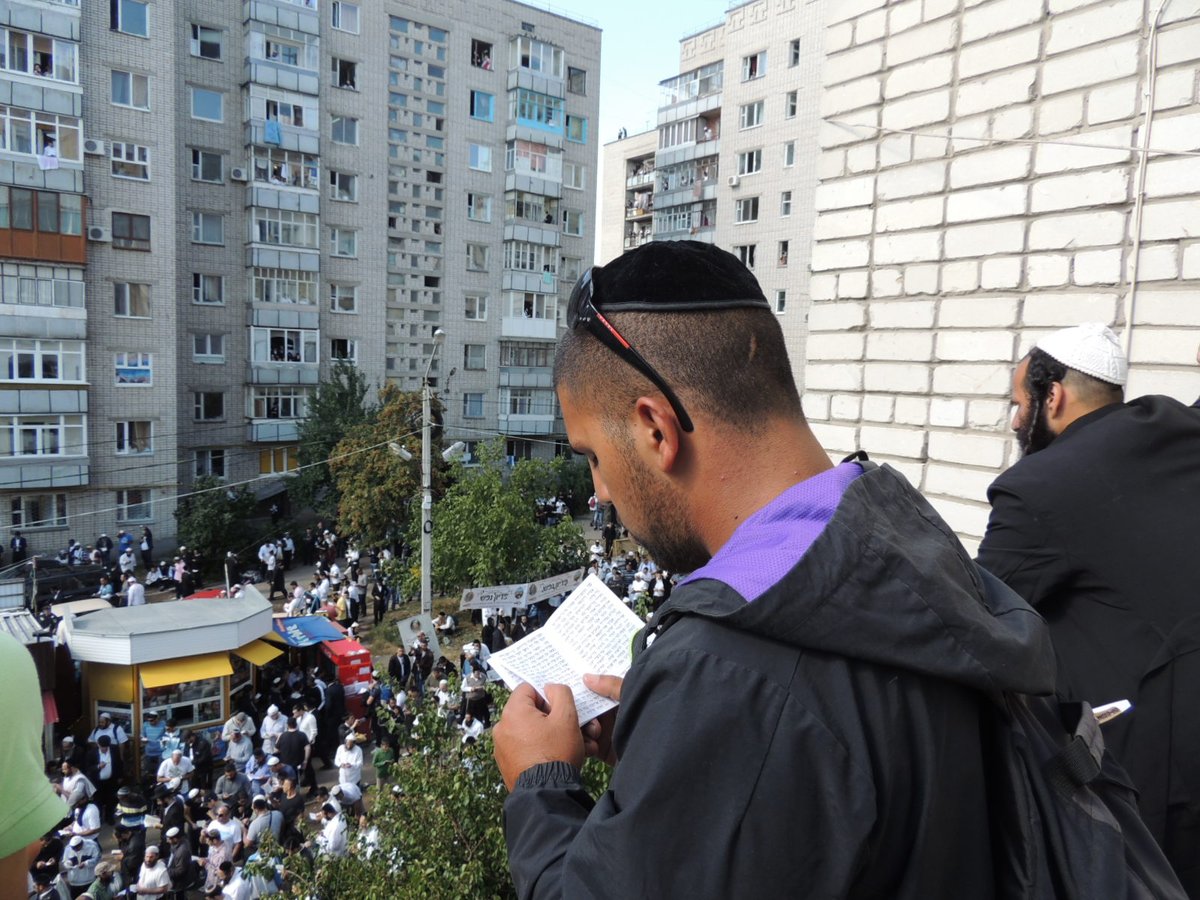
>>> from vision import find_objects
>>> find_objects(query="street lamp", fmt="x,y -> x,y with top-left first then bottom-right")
419,328 -> 446,618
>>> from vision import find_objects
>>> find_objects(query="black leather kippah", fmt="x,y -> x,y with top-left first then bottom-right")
593,240 -> 769,313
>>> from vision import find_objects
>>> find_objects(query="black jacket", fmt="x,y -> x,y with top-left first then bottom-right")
504,464 -> 1055,898
978,395 -> 1200,893
84,745 -> 123,785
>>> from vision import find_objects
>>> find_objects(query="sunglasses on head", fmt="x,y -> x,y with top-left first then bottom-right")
567,267 -> 773,432
566,268 -> 695,432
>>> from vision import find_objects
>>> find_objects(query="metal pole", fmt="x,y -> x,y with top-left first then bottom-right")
421,380 -> 433,619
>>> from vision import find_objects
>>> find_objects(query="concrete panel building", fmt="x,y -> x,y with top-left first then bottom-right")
0,0 -> 599,557
806,0 -> 1200,550
599,0 -> 827,385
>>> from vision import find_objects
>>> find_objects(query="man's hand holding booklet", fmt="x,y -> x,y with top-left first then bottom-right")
488,574 -> 645,723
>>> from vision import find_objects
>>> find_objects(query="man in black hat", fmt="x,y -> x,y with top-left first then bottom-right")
492,241 -> 1061,897
83,734 -> 122,824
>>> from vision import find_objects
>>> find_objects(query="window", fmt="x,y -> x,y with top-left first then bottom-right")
468,144 -> 492,172
194,449 -> 226,479
503,244 -> 558,275
253,147 -> 319,189
114,351 -> 152,385
0,339 -> 85,382
466,243 -> 489,271
560,256 -> 582,284
115,489 -> 152,523
565,115 -> 587,144
111,212 -> 150,251
10,493 -> 67,529
2,190 -> 82,236
775,290 -> 787,313
785,90 -> 798,119
329,228 -> 357,258
464,344 -> 486,370
563,162 -> 586,190
331,116 -> 358,145
113,282 -> 150,318
742,50 -> 766,81
110,142 -> 149,180
561,208 -> 584,236
462,392 -> 484,418
191,212 -> 224,245
331,1 -> 360,33
115,421 -> 152,455
259,447 -> 299,475
465,295 -> 487,321
789,38 -> 801,67
472,39 -> 494,70
329,284 -> 357,312
735,244 -> 757,269
511,36 -> 564,78
784,140 -> 795,167
251,328 -> 318,363
192,273 -> 224,305
265,39 -> 301,67
330,339 -> 357,363
190,87 -> 223,122
332,57 -> 357,89
466,193 -> 492,222
735,197 -> 760,224
505,140 -> 562,179
780,191 -> 793,217
500,342 -> 553,367
251,387 -> 310,419
778,240 -> 790,267
190,24 -> 222,60
0,109 -> 83,161
0,267 -> 85,310
1,415 -> 85,457
111,0 -> 149,37
469,90 -> 494,122
193,334 -> 224,362
505,290 -> 556,320
253,268 -> 317,305
0,28 -> 78,83
740,100 -> 764,130
252,209 -> 319,248
111,70 -> 149,109
737,149 -> 762,176
193,392 -> 224,421
328,170 -> 358,202
191,149 -> 222,182
567,66 -> 586,95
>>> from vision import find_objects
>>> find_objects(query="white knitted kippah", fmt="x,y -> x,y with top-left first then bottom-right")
1035,323 -> 1127,386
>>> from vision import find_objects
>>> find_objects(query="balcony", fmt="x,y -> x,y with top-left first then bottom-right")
247,420 -> 301,443
624,229 -> 653,250
501,316 -> 557,340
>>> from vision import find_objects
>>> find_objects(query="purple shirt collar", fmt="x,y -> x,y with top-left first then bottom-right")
680,462 -> 863,602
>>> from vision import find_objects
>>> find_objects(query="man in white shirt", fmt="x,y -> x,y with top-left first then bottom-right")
222,711 -> 255,744
119,547 -> 136,577
211,804 -> 245,857
334,734 -> 362,787
125,574 -> 146,607
259,705 -> 285,755
459,713 -> 485,743
64,793 -> 100,838
60,834 -> 100,893
224,731 -> 253,773
314,803 -> 347,857
87,712 -> 130,747
59,760 -> 94,805
156,750 -> 195,793
133,844 -> 172,897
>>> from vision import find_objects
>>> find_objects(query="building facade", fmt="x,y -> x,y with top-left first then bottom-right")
599,0 -> 827,385
0,0 -> 599,557
807,0 -> 1200,550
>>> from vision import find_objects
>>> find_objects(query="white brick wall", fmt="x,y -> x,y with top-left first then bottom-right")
811,0 -> 1200,540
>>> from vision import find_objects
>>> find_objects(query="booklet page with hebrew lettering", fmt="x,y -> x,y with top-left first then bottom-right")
488,574 -> 645,722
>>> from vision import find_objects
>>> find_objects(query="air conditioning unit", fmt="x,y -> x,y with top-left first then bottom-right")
87,226 -> 111,243
230,167 -> 249,182
727,174 -> 740,187
83,138 -> 107,156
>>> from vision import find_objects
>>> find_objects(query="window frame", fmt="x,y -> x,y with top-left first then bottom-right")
330,338 -> 358,364
462,392 -> 484,418
330,115 -> 358,146
780,191 -> 793,217
737,149 -> 763,176
468,143 -> 492,172
190,148 -> 223,183
10,493 -> 68,529
192,391 -> 225,422
329,283 -> 358,313
114,351 -> 152,386
115,488 -> 153,523
190,211 -> 224,245
739,100 -> 764,130
190,24 -> 223,60
328,170 -> 358,202
329,227 -> 358,258
741,50 -> 766,81
115,420 -> 152,456
464,295 -> 488,321
113,282 -> 151,318
111,0 -> 149,38
463,343 -> 486,371
735,196 -> 760,224
331,1 -> 360,34
192,273 -> 224,306
111,212 -> 150,251
190,86 -> 224,122
110,141 -> 149,181
193,448 -> 227,480
469,90 -> 494,122
111,69 -> 149,110
567,66 -> 586,95
192,333 -> 225,363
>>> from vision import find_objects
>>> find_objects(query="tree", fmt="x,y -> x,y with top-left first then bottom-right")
328,385 -> 431,549
174,477 -> 257,566
411,441 -> 588,597
291,362 -> 378,516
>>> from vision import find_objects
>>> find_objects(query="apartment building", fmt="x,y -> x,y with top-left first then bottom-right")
0,0 -> 599,556
600,0 -> 827,385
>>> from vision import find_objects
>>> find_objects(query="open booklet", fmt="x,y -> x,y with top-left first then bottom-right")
488,574 -> 646,723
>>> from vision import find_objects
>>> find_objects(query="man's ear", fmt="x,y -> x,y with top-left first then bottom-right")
1045,381 -> 1067,420
632,395 -> 683,474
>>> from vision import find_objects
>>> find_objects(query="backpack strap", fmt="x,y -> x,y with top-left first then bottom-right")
1053,701 -> 1104,787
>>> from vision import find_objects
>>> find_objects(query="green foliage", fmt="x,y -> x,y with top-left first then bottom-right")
411,441 -> 587,596
292,362 -> 378,516
552,456 -> 593,509
329,386 -> 434,548
174,476 -> 257,564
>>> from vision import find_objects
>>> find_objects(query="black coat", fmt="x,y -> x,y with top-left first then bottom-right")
978,395 -> 1200,894
324,679 -> 346,724
505,464 -> 1056,899
84,745 -> 124,786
